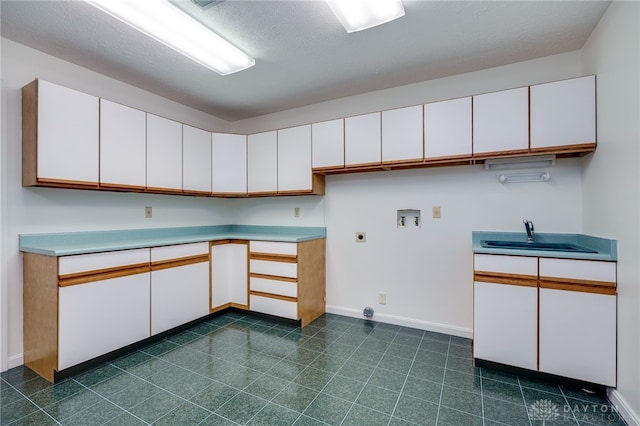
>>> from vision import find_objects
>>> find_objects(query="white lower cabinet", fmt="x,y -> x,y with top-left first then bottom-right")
539,288 -> 616,386
58,272 -> 150,370
211,241 -> 249,310
473,281 -> 538,370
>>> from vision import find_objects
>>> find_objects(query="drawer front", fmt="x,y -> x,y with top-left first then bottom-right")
151,242 -> 209,262
474,254 -> 537,276
250,277 -> 297,298
250,241 -> 297,256
250,259 -> 297,278
539,258 -> 616,283
250,294 -> 297,320
59,248 -> 150,276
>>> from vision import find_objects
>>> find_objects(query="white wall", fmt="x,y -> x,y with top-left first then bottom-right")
0,39 -> 235,368
581,1 -> 640,423
233,52 -> 586,335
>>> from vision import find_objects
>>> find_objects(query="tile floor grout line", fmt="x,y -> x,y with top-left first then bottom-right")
0,376 -> 64,426
516,376 -> 535,426
434,335 -> 452,426
479,366 -> 486,426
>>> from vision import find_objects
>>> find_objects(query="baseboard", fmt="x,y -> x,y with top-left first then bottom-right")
7,352 -> 23,370
607,388 -> 640,426
325,305 -> 473,339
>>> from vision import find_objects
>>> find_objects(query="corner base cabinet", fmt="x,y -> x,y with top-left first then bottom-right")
473,254 -> 617,387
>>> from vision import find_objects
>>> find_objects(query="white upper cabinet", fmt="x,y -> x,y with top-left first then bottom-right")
382,105 -> 423,163
212,133 -> 247,195
100,99 -> 147,189
183,125 -> 212,194
247,131 -> 278,194
345,112 -> 381,167
278,125 -> 312,193
424,97 -> 472,160
473,87 -> 529,156
312,119 -> 344,169
28,80 -> 99,186
146,114 -> 183,192
530,75 -> 596,151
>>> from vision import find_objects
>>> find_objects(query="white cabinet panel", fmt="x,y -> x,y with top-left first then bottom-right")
382,105 -> 423,162
250,259 -> 297,279
531,75 -> 596,150
151,242 -> 208,262
100,99 -> 147,188
473,281 -> 538,370
345,112 -> 381,166
424,97 -> 472,159
36,80 -> 99,184
211,242 -> 248,309
151,261 -> 209,335
539,288 -> 616,386
278,125 -> 312,192
473,87 -> 529,155
312,119 -> 344,169
250,294 -> 297,320
539,258 -> 616,283
59,248 -> 150,276
212,133 -> 247,195
58,272 -> 150,369
247,131 -> 278,194
250,277 -> 297,298
474,254 -> 537,276
146,114 -> 182,191
183,125 -> 212,194
250,241 -> 297,256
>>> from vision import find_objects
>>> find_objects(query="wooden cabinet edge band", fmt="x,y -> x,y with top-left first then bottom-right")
211,240 -> 249,246
99,183 -> 147,191
540,281 -> 616,295
474,272 -> 537,281
250,290 -> 297,303
474,278 -> 538,287
539,276 -> 615,288
59,264 -> 150,286
250,253 -> 297,263
151,254 -> 209,271
36,178 -> 99,188
250,273 -> 297,283
146,187 -> 183,194
531,142 -> 596,154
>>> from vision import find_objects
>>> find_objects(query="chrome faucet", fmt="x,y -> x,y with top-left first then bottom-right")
523,220 -> 535,242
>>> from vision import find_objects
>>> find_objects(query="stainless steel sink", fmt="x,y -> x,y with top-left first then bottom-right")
480,240 -> 598,253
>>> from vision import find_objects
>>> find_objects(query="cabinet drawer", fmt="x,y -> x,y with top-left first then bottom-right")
250,259 -> 297,278
250,241 -> 297,256
250,294 -> 297,320
250,277 -> 297,298
539,258 -> 616,283
151,242 -> 209,262
474,254 -> 537,276
59,248 -> 150,276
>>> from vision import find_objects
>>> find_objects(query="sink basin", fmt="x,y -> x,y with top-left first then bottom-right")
480,240 -> 598,253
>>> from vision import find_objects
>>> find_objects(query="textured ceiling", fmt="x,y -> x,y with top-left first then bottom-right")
1,0 -> 610,121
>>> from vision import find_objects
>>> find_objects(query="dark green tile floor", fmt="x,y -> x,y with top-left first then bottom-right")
0,312 -> 627,425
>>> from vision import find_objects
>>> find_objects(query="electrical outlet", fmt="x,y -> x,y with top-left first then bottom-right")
432,206 -> 441,219
355,232 -> 366,243
294,207 -> 300,218
378,292 -> 387,305
145,207 -> 152,218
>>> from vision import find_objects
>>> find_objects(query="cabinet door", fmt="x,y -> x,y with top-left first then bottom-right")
146,114 -> 183,192
473,281 -> 538,370
212,133 -> 247,195
58,272 -> 150,369
34,80 -> 99,185
345,112 -> 381,167
312,119 -> 344,169
531,75 -> 596,151
151,262 -> 209,335
382,105 -> 423,163
278,125 -> 312,193
247,131 -> 278,194
539,288 -> 616,386
183,125 -> 212,194
211,242 -> 248,310
100,99 -> 146,189
473,87 -> 529,156
424,97 -> 472,160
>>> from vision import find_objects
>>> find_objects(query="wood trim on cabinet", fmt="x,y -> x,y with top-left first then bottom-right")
473,271 -> 538,287
472,148 -> 531,159
151,254 -> 209,271
250,253 -> 297,263
23,252 -> 59,383
182,190 -> 213,197
98,183 -> 147,192
297,238 -> 326,327
530,142 -> 597,155
146,187 -> 184,195
211,192 -> 249,198
249,290 -> 297,303
539,280 -> 616,295
250,272 -> 297,283
35,178 -> 99,189
22,80 -> 39,187
539,275 -> 615,289
58,264 -> 150,287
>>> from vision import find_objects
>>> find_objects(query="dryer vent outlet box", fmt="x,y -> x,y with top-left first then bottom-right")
397,209 -> 421,228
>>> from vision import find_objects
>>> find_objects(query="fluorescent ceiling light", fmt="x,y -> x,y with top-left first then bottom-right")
327,0 -> 405,33
499,172 -> 551,184
484,155 -> 556,171
85,0 -> 255,75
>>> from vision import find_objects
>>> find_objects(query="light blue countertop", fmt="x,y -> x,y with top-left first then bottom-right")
472,231 -> 617,261
19,225 -> 327,257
